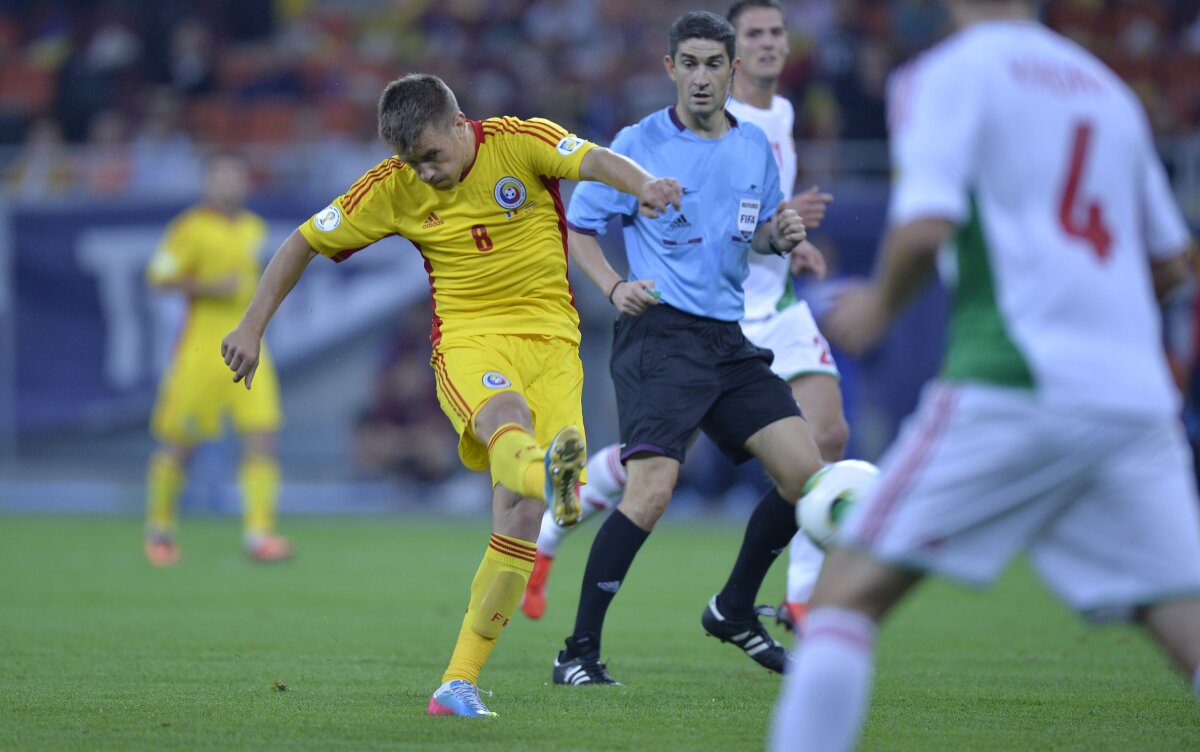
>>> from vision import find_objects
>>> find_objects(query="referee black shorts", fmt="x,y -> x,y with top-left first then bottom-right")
610,303 -> 801,465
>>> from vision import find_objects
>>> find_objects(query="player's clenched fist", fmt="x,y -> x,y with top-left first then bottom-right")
221,326 -> 262,389
637,177 -> 683,218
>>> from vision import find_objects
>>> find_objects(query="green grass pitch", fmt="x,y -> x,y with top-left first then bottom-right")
1,515 -> 1197,751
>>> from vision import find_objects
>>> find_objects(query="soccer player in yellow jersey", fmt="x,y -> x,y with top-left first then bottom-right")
144,151 -> 292,567
220,73 -> 681,717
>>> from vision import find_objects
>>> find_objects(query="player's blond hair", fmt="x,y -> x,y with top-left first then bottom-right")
377,74 -> 460,154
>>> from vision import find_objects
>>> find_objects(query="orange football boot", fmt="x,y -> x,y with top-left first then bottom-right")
520,551 -> 555,619
145,534 -> 180,567
245,533 -> 293,562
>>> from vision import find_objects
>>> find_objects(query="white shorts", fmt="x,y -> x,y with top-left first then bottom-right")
841,381 -> 1200,619
740,302 -> 839,382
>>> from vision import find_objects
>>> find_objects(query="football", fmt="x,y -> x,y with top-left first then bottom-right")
796,460 -> 881,549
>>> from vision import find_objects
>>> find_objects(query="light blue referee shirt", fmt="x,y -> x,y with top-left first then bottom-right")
567,107 -> 783,322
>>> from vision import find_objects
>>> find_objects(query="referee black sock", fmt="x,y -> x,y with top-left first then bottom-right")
716,487 -> 798,621
569,509 -> 650,656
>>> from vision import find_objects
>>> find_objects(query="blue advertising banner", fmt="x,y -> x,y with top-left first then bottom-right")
9,184 -> 947,461
13,197 -> 426,435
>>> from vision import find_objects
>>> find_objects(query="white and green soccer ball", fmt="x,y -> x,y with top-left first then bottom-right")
796,460 -> 880,549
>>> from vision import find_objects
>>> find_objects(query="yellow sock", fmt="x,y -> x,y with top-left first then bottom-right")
485,423 -> 544,498
240,454 -> 281,536
146,451 -> 184,534
441,533 -> 536,684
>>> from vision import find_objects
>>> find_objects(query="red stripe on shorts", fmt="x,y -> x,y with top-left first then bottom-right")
858,385 -> 959,545
432,353 -> 471,422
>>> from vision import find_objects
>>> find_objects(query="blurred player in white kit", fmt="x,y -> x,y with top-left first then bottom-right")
770,1 -> 1200,750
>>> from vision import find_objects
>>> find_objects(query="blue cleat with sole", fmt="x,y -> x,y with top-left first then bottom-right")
427,680 -> 498,717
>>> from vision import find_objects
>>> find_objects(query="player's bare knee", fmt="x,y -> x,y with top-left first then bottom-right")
618,486 -> 672,530
776,455 -> 823,503
777,476 -> 808,505
475,392 -> 532,439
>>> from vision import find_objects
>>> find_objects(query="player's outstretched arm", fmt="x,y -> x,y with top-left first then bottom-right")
824,217 -> 952,355
567,229 -> 659,316
577,147 -> 681,218
222,229 -> 318,389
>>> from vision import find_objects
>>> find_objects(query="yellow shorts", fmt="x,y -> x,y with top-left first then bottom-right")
431,333 -> 586,474
151,342 -> 282,444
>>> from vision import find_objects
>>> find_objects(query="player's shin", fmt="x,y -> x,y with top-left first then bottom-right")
146,451 -> 184,533
442,533 -> 536,684
485,423 -> 545,498
770,607 -> 877,752
717,487 -> 799,619
240,454 -> 280,536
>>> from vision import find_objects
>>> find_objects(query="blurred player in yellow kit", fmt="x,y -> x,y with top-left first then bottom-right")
220,73 -> 681,717
144,151 -> 292,567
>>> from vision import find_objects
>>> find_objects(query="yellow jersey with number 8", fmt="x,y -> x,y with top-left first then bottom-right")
299,117 -> 596,346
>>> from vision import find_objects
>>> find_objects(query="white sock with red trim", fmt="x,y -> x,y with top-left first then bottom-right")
536,443 -> 627,556
769,606 -> 878,752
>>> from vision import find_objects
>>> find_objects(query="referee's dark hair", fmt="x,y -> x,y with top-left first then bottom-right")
669,11 -> 737,63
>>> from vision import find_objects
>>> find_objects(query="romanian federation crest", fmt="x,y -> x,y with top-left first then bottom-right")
482,371 -> 512,389
493,177 -> 526,210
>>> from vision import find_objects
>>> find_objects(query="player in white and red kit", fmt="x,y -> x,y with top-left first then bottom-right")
771,2 -> 1200,749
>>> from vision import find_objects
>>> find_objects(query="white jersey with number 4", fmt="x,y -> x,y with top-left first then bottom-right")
889,20 -> 1191,417
726,95 -> 797,321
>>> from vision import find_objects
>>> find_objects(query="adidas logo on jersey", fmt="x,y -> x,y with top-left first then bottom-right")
422,212 -> 444,228
668,214 -> 691,229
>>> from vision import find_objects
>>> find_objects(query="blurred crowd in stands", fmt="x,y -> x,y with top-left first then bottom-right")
3,0 -> 1200,201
